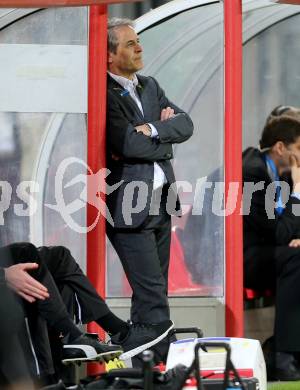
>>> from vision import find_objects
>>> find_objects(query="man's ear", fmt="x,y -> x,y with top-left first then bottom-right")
274,141 -> 285,156
108,51 -> 113,64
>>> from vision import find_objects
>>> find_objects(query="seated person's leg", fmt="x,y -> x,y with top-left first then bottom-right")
274,246 -> 300,377
5,242 -> 175,365
245,244 -> 300,380
0,283 -> 34,389
6,242 -> 82,338
38,245 -> 127,337
38,245 -> 175,362
4,243 -> 122,364
1,243 -> 56,383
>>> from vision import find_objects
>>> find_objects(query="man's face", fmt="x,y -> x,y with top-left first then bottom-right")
108,25 -> 143,79
282,136 -> 300,171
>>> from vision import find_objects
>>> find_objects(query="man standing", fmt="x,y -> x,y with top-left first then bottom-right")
106,18 -> 193,359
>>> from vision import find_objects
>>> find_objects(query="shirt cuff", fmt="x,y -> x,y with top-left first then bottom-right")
291,192 -> 300,201
147,123 -> 159,139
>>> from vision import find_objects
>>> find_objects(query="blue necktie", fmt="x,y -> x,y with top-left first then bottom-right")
265,155 -> 284,216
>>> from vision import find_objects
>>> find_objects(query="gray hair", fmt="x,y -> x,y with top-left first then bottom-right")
108,17 -> 135,53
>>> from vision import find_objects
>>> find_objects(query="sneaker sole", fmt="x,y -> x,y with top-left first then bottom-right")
119,321 -> 174,360
62,349 -> 123,364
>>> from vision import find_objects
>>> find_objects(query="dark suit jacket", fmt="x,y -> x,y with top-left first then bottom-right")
243,147 -> 300,288
106,74 -> 194,228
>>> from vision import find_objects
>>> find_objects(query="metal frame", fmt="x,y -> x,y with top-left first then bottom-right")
0,8 -> 39,28
224,0 -> 243,338
30,113 -> 66,246
0,0 -> 136,7
86,5 -> 107,345
274,0 -> 300,4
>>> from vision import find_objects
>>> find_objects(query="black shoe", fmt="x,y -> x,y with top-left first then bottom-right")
267,352 -> 300,381
111,320 -> 174,360
267,364 -> 300,381
62,333 -> 123,364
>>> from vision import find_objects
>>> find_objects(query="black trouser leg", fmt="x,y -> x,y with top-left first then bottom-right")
0,283 -> 32,386
38,245 -> 110,324
6,242 -> 73,329
1,244 -> 58,380
245,244 -> 300,353
155,215 -> 171,294
107,211 -> 171,324
4,243 -> 82,382
275,246 -> 300,352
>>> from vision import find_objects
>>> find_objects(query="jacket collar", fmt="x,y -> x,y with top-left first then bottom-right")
107,73 -> 145,91
108,72 -> 139,90
107,73 -> 149,120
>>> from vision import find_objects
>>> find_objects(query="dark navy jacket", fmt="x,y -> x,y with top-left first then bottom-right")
106,74 -> 194,228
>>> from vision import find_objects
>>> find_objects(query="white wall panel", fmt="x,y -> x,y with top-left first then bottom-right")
0,44 -> 87,113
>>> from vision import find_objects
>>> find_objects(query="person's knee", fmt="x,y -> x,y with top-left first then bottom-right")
49,246 -> 72,264
42,245 -> 77,274
8,242 -> 40,265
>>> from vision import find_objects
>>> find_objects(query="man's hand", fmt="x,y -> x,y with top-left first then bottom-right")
5,263 -> 49,303
160,107 -> 175,121
290,155 -> 300,193
289,239 -> 300,248
135,124 -> 152,137
291,155 -> 300,193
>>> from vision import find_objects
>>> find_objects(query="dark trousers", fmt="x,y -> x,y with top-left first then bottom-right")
37,245 -> 111,385
38,245 -> 110,323
244,245 -> 300,352
0,282 -> 32,387
1,243 -> 110,327
0,242 -> 64,379
8,243 -> 74,326
107,192 -> 171,324
0,243 -> 110,379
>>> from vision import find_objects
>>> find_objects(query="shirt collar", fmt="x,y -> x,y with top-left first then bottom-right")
108,72 -> 138,90
264,154 -> 279,181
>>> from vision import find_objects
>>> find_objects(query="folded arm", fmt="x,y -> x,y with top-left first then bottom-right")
107,94 -> 174,162
147,77 -> 194,144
